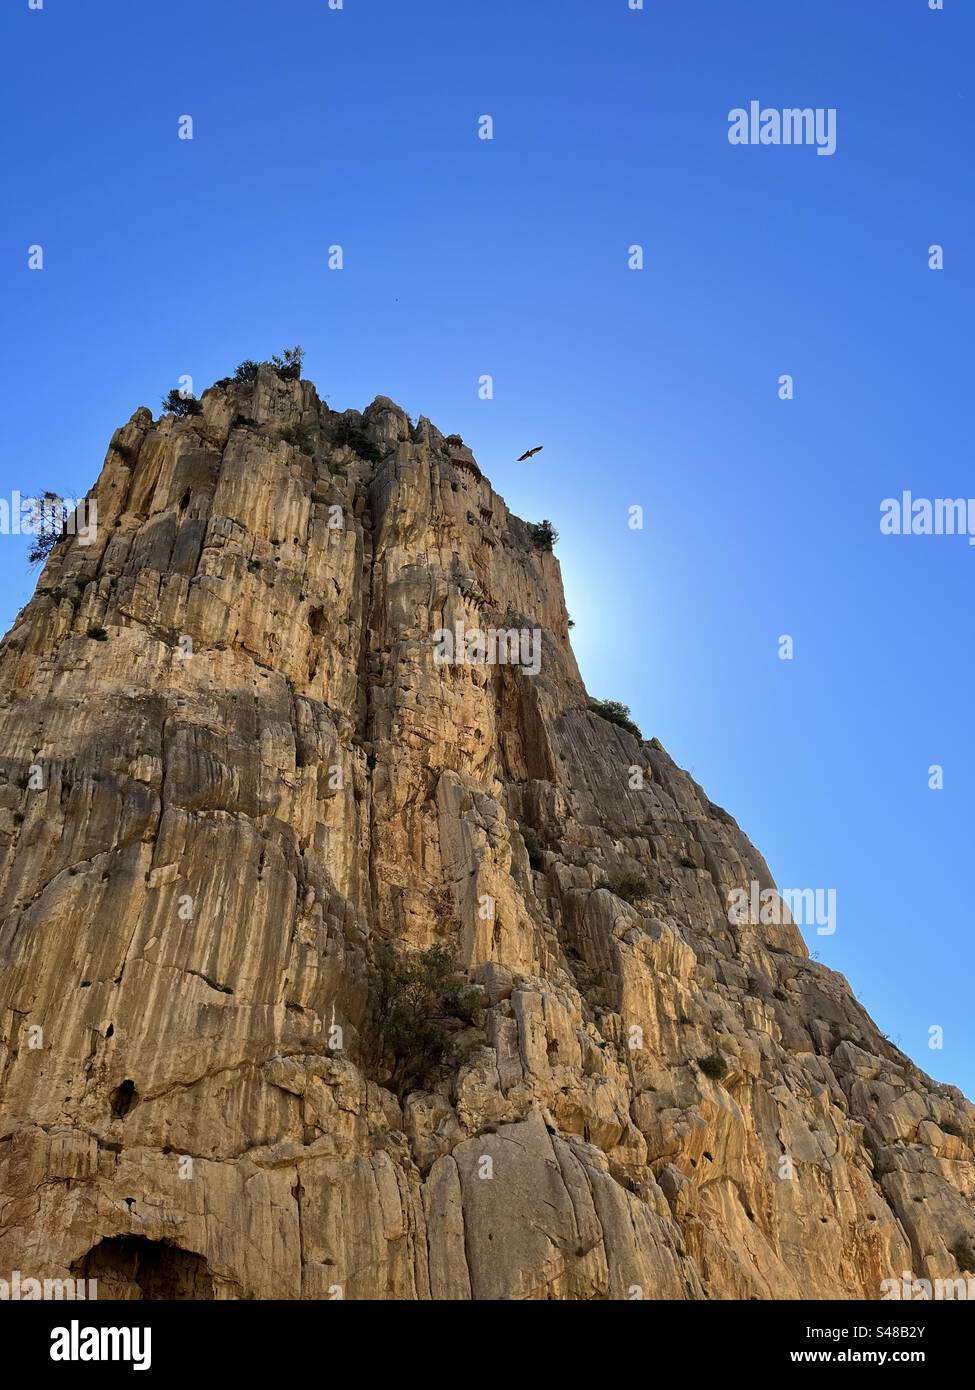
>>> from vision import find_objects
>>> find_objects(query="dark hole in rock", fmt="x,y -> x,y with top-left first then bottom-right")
105,1024 -> 114,1038
178,489 -> 191,511
307,606 -> 327,637
71,1235 -> 214,1300
110,1079 -> 137,1118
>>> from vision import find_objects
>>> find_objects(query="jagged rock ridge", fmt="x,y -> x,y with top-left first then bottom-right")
0,367 -> 971,1299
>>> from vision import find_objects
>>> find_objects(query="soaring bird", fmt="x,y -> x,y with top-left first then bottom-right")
517,445 -> 544,462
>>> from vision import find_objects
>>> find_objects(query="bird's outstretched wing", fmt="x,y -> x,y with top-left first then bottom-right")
517,445 -> 544,461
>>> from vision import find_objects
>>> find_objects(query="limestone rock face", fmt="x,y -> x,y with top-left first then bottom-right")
0,367 -> 971,1299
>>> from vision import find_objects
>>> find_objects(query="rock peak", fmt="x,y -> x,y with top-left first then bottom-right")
0,381 -> 970,1299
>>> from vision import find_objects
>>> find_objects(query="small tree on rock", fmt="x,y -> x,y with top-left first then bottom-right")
270,346 -> 304,380
26,491 -> 68,565
366,940 -> 481,1098
527,519 -> 558,552
161,389 -> 202,419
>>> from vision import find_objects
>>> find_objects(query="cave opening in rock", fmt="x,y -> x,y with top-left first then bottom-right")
110,1079 -> 137,1118
71,1235 -> 214,1300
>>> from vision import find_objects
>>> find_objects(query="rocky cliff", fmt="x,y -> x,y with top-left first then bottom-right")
0,366 -> 971,1299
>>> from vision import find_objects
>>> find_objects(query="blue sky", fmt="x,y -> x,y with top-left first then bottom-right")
2,0 -> 972,1094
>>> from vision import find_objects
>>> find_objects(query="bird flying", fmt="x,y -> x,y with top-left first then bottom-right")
517,445 -> 544,462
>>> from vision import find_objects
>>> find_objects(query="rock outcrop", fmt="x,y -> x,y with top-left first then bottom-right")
0,367 -> 972,1299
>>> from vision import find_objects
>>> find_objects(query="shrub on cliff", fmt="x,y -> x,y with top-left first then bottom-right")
526,519 -> 558,551
365,941 -> 481,1098
280,423 -> 314,452
520,824 -> 544,870
161,389 -> 202,419
330,417 -> 383,463
270,345 -> 304,380
586,697 -> 642,739
230,349 -> 303,384
697,1052 -> 728,1081
951,1235 -> 975,1270
606,871 -> 649,906
26,491 -> 67,565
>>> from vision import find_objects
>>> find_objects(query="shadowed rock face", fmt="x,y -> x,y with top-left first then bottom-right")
0,366 -> 971,1300
72,1236 -> 214,1300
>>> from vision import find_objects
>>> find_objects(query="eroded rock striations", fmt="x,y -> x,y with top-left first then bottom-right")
0,368 -> 972,1299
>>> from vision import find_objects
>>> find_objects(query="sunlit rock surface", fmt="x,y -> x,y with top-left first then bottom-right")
0,368 -> 971,1299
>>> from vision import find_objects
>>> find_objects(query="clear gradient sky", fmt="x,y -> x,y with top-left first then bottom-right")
2,0 -> 972,1094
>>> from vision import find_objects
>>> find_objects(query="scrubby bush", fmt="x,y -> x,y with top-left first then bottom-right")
270,345 -> 304,380
280,423 -> 313,451
520,825 -> 544,870
951,1235 -> 975,1270
606,871 -> 649,906
365,941 -> 482,1098
697,1052 -> 728,1081
586,697 -> 642,739
331,417 -> 383,462
86,626 -> 108,641
161,389 -> 202,419
526,519 -> 558,551
230,349 -> 303,384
